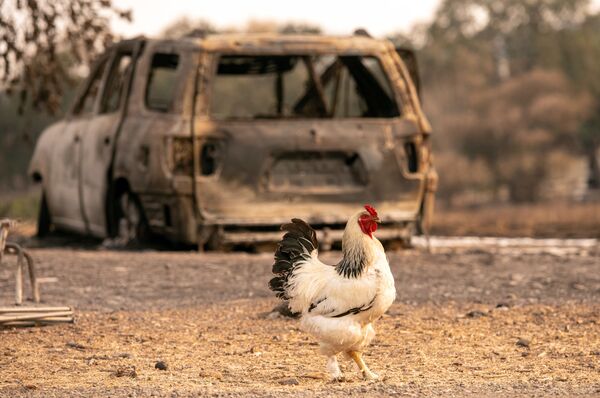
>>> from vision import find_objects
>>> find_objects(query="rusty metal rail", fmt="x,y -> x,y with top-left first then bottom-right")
0,306 -> 74,327
0,219 -> 74,327
0,219 -> 40,304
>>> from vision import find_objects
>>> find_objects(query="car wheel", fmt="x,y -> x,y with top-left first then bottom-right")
117,192 -> 148,246
37,192 -> 52,237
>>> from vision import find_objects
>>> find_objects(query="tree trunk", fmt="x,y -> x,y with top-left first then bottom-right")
587,145 -> 600,190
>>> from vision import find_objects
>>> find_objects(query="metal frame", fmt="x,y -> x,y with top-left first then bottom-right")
0,219 -> 40,305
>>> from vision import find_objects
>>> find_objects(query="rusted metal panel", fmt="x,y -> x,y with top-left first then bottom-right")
191,118 -> 424,225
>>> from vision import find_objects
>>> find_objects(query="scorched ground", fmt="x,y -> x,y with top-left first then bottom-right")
0,242 -> 598,397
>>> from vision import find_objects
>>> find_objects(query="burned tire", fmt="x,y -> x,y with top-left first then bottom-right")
117,191 -> 149,246
37,192 -> 52,237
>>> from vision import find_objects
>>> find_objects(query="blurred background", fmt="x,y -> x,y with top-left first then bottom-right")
1,0 -> 599,238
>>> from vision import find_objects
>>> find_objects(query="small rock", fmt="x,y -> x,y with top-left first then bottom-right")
509,273 -> 525,286
301,372 -> 325,380
155,361 -> 168,371
199,370 -> 223,380
510,273 -> 524,282
571,283 -> 586,291
278,377 -> 299,385
117,352 -> 132,359
249,346 -> 259,354
114,366 -> 137,378
521,352 -> 529,357
531,282 -> 544,290
466,310 -> 487,318
66,341 -> 86,350
516,338 -> 530,348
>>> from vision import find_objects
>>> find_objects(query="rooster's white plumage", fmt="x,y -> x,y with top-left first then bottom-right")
269,205 -> 396,380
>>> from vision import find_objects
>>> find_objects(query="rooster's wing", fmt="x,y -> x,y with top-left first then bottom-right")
269,219 -> 378,316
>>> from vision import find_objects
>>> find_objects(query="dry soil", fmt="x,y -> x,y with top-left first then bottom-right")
0,243 -> 599,397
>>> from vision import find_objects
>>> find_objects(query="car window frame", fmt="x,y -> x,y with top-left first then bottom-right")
144,50 -> 183,114
205,52 -> 402,122
70,53 -> 111,118
98,49 -> 135,115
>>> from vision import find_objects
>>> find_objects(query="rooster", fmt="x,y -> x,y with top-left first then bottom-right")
269,205 -> 396,380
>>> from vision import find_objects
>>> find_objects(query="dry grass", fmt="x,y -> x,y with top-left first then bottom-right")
433,202 -> 600,238
1,299 -> 599,397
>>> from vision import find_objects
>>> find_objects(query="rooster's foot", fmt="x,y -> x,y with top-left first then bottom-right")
361,369 -> 379,380
326,355 -> 343,381
348,350 -> 379,381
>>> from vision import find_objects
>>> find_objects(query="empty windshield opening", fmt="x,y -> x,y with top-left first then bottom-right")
210,55 -> 400,120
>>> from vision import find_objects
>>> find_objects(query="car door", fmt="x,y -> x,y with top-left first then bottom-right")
45,56 -> 109,232
78,41 -> 143,237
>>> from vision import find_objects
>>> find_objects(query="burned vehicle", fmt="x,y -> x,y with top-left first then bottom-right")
29,33 -> 437,249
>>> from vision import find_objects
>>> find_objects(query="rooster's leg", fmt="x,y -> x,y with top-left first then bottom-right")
326,355 -> 343,381
347,351 -> 379,380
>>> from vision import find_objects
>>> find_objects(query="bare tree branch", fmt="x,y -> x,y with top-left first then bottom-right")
0,0 -> 131,114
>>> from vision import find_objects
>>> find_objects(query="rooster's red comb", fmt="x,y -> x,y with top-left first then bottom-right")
364,204 -> 378,217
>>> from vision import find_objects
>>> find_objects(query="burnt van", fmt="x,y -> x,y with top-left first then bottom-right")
29,33 -> 437,249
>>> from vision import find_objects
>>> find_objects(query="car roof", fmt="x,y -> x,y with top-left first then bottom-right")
134,33 -> 393,54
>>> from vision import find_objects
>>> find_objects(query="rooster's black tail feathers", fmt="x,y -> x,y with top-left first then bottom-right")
269,218 -> 319,299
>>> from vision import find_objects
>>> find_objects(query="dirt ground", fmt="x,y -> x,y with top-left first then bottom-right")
0,242 -> 599,397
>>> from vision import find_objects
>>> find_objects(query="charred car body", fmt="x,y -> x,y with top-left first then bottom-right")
29,33 -> 437,248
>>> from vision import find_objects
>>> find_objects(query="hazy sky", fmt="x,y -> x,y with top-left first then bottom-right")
111,0 -> 442,38
111,0 -> 600,39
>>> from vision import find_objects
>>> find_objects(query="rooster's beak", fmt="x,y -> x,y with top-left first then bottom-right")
373,216 -> 381,224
